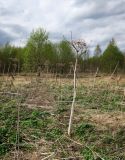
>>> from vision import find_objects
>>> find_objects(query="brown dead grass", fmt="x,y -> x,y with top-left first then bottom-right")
90,111 -> 125,130
74,107 -> 125,131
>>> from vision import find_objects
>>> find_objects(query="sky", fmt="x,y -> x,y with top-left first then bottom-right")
0,0 -> 125,52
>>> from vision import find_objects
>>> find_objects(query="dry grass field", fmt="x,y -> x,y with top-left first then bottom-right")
0,74 -> 125,159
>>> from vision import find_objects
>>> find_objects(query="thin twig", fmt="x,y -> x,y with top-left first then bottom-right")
41,152 -> 55,160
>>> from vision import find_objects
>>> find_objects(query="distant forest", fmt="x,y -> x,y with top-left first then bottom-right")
0,28 -> 124,74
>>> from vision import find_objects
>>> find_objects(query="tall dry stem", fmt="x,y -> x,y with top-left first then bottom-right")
68,54 -> 78,136
68,38 -> 87,136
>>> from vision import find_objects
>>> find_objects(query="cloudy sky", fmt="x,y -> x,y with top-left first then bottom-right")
0,0 -> 125,52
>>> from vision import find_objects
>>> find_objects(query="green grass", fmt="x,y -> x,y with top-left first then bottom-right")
54,84 -> 124,111
0,80 -> 125,159
0,99 -> 53,156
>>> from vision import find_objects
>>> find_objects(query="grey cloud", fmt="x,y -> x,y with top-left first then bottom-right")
0,29 -> 14,45
63,0 -> 125,52
0,6 -> 23,16
1,23 -> 28,36
9,24 -> 29,37
49,32 -> 62,41
71,0 -> 125,22
0,23 -> 29,45
73,0 -> 86,6
0,0 -> 125,52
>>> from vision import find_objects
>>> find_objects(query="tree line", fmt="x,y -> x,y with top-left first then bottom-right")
0,28 -> 124,74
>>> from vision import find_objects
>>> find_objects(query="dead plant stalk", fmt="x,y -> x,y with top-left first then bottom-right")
68,54 -> 78,136
68,38 -> 87,136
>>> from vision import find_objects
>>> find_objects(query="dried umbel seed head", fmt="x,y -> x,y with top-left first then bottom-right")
71,39 -> 87,55
72,39 -> 86,48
